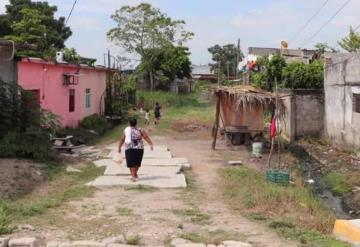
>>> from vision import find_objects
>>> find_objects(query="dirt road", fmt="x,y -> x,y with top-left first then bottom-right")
11,133 -> 296,246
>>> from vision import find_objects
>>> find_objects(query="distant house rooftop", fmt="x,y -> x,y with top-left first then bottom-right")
192,64 -> 214,75
21,57 -> 110,72
248,47 -> 317,64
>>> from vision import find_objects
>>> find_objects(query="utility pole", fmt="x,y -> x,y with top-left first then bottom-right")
107,50 -> 113,116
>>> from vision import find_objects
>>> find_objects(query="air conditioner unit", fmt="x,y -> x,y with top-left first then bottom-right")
56,52 -> 66,63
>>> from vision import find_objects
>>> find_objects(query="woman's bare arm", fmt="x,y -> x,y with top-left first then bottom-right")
118,135 -> 125,153
141,130 -> 154,150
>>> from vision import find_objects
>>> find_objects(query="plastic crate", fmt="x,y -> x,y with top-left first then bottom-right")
266,169 -> 290,185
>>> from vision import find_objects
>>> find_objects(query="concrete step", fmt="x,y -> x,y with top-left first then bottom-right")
104,164 -> 182,176
333,219 -> 360,245
87,174 -> 187,188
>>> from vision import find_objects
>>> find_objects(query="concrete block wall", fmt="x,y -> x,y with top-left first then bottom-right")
324,53 -> 360,149
280,89 -> 324,142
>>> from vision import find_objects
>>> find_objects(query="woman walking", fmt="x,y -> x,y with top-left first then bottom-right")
118,118 -> 154,182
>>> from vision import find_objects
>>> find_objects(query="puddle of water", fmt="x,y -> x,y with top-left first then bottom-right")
290,145 -> 351,219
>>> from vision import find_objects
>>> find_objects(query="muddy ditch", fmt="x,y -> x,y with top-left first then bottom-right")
289,145 -> 356,219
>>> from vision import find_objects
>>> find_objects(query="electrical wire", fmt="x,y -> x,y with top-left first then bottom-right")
300,0 -> 352,48
289,0 -> 329,43
65,0 -> 78,25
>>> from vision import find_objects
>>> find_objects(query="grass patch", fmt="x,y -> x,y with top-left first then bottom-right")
179,229 -> 245,245
324,172 -> 352,195
220,166 -> 349,246
117,207 -> 133,216
269,220 -> 351,247
173,208 -> 211,225
124,234 -> 141,245
125,185 -> 158,192
0,163 -> 102,234
221,166 -> 335,233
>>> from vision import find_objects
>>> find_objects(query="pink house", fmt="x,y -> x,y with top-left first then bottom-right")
17,58 -> 108,127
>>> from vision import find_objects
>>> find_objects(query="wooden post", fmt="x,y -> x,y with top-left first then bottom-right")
212,94 -> 221,150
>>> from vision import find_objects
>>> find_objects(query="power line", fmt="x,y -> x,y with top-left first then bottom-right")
354,24 -> 360,32
289,0 -> 329,43
65,0 -> 78,25
300,0 -> 352,48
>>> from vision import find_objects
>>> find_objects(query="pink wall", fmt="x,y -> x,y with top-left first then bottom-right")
18,59 -> 107,127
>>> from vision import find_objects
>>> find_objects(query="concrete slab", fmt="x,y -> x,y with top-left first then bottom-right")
104,164 -> 181,176
141,158 -> 190,168
94,159 -> 114,167
172,157 -> 189,164
87,174 -> 187,188
333,219 -> 360,245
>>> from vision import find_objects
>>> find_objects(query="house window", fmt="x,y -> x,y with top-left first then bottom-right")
69,89 -> 75,112
353,93 -> 360,113
85,88 -> 91,108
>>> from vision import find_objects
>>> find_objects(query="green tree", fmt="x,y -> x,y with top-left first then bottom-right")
250,54 -> 286,90
107,3 -> 193,90
338,26 -> 360,52
282,60 -> 324,89
208,44 -> 244,77
4,8 -> 47,56
314,42 -> 337,54
138,45 -> 191,89
0,0 -> 72,55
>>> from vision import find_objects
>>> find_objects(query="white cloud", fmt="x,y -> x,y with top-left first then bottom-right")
0,0 -> 8,14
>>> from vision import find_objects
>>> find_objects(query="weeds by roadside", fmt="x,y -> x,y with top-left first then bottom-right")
220,166 -> 349,247
179,229 -> 246,245
0,163 -> 103,234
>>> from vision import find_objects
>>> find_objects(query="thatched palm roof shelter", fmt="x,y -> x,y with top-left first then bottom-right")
212,85 -> 283,149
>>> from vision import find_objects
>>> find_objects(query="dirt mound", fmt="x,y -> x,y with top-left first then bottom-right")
0,159 -> 44,199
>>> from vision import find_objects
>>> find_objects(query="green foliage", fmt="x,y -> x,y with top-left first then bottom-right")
79,114 -> 111,135
220,167 -> 336,233
250,54 -> 286,90
269,220 -> 350,247
251,55 -> 324,90
282,60 -> 324,89
107,3 -> 193,89
0,80 -> 57,161
0,0 -> 72,56
323,172 -> 352,195
338,26 -> 360,52
136,90 -> 200,110
314,42 -> 337,54
208,43 -> 244,76
138,45 -> 192,89
4,8 -> 46,55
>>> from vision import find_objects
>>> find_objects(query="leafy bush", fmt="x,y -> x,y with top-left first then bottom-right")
282,60 -> 324,89
250,56 -> 324,90
0,80 -> 58,161
79,114 -> 111,135
0,128 -> 55,162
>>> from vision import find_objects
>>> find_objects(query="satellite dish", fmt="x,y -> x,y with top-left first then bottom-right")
281,41 -> 288,49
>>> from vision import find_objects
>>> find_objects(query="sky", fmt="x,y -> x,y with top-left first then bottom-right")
1,0 -> 360,68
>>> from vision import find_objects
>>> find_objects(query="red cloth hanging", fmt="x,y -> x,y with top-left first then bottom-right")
270,116 -> 277,138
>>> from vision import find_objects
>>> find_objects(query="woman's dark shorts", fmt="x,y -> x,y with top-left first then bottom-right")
125,148 -> 144,168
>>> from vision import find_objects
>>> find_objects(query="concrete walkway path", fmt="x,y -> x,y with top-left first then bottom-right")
87,143 -> 189,188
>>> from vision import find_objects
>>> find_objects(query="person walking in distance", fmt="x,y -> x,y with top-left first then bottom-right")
154,102 -> 161,125
118,118 -> 154,182
144,109 -> 150,125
